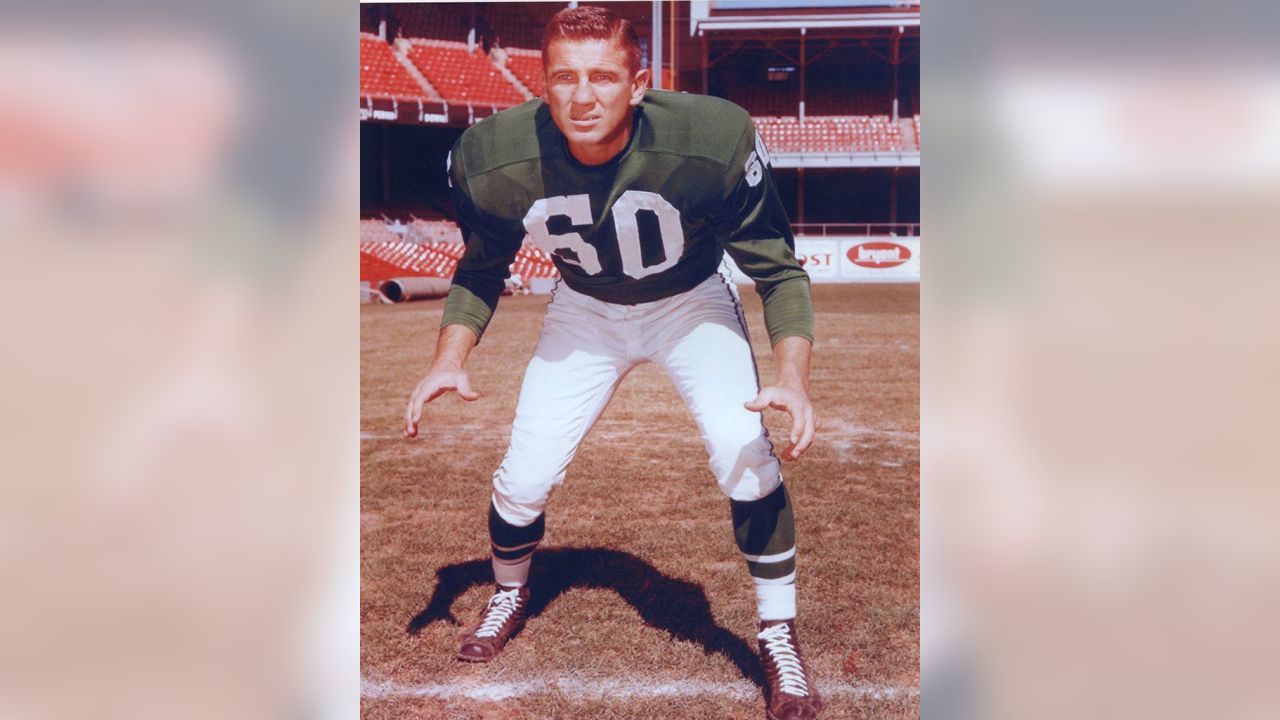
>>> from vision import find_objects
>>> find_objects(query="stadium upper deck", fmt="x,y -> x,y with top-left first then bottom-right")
360,2 -> 919,163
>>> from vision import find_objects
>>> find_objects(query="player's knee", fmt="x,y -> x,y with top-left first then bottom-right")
703,422 -> 771,474
718,470 -> 783,503
702,413 -> 760,449
709,442 -> 782,502
499,482 -> 554,508
491,491 -> 546,527
492,463 -> 562,518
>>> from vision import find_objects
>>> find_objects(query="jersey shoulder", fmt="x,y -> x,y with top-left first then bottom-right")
453,100 -> 549,179
636,90 -> 753,167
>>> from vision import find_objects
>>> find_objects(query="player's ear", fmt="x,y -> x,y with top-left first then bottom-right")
629,68 -> 650,106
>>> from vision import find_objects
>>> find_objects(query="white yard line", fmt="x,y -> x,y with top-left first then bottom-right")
823,422 -> 919,441
366,425 -> 918,444
361,676 -> 916,702
361,432 -> 400,440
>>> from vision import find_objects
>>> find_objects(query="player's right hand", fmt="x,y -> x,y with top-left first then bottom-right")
404,368 -> 479,438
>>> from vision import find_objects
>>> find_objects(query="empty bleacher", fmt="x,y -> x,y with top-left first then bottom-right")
406,39 -> 529,108
363,31 -> 917,142
753,115 -> 917,154
360,33 -> 432,100
508,244 -> 560,282
505,47 -> 544,97
360,238 -> 558,285
359,218 -> 557,285
360,241 -> 460,281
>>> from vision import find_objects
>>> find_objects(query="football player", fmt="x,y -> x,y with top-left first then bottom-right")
404,7 -> 821,719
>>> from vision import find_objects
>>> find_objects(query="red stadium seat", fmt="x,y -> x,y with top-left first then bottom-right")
752,115 -> 915,153
505,47 -> 544,97
359,220 -> 558,284
360,33 -> 433,100
405,40 -> 527,108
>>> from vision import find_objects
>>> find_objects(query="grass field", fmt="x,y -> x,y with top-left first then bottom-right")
361,283 -> 919,719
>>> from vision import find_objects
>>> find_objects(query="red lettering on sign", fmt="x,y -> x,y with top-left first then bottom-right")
848,242 -> 911,269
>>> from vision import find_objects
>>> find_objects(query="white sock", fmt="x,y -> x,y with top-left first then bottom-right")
755,582 -> 797,621
492,554 -> 532,587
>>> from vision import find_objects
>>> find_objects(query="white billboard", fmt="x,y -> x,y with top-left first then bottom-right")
722,235 -> 920,284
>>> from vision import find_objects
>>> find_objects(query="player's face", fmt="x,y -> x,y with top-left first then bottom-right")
543,38 -> 649,166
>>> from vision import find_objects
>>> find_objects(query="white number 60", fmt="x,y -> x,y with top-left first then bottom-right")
522,190 -> 684,279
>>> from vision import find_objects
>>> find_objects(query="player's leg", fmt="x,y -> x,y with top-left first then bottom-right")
649,277 -> 793,597
735,485 -> 822,718
652,276 -> 821,717
489,286 -> 631,564
459,286 -> 630,662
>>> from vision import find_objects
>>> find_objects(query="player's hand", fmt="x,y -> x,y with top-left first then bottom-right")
745,385 -> 818,461
404,368 -> 479,438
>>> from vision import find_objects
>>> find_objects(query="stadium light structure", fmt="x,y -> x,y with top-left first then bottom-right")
652,0 -> 663,89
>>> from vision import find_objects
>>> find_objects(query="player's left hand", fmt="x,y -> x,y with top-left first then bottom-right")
745,385 -> 818,461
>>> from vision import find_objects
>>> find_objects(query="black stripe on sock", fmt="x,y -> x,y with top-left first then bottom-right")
488,501 -> 545,549
491,545 -> 537,562
747,556 -> 797,581
730,483 -> 796,557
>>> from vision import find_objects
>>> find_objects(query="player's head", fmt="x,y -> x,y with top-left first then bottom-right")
541,6 -> 650,166
541,6 -> 643,75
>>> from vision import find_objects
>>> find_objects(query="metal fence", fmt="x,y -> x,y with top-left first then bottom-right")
792,223 -> 920,237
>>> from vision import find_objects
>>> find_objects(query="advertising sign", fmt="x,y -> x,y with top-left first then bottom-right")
807,236 -> 920,282
723,236 -> 920,284
795,239 -> 840,280
835,238 -> 919,281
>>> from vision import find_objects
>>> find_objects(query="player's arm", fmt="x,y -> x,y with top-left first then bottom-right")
441,143 -> 524,342
745,336 -> 816,461
404,142 -> 519,438
715,118 -> 818,460
404,324 -> 480,438
714,120 -> 815,349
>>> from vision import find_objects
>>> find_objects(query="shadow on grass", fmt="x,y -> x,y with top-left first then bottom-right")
406,546 -> 766,688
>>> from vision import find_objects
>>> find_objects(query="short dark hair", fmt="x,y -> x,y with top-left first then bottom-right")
541,6 -> 643,75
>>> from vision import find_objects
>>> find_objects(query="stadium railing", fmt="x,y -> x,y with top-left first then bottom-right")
793,223 -> 920,237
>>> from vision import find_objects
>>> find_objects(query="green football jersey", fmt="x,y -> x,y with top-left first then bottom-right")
442,90 -> 813,347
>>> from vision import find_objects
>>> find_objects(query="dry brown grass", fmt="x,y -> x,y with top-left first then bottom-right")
362,283 -> 919,719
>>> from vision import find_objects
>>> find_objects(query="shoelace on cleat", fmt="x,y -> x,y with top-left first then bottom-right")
757,624 -> 810,697
475,588 -> 522,638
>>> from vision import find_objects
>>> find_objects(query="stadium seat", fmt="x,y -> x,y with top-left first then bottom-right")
360,33 -> 433,100
405,39 -> 527,108
359,220 -> 558,285
751,114 -> 913,153
505,47 -> 544,97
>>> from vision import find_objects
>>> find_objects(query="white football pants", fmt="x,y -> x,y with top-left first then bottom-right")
491,271 -> 783,527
